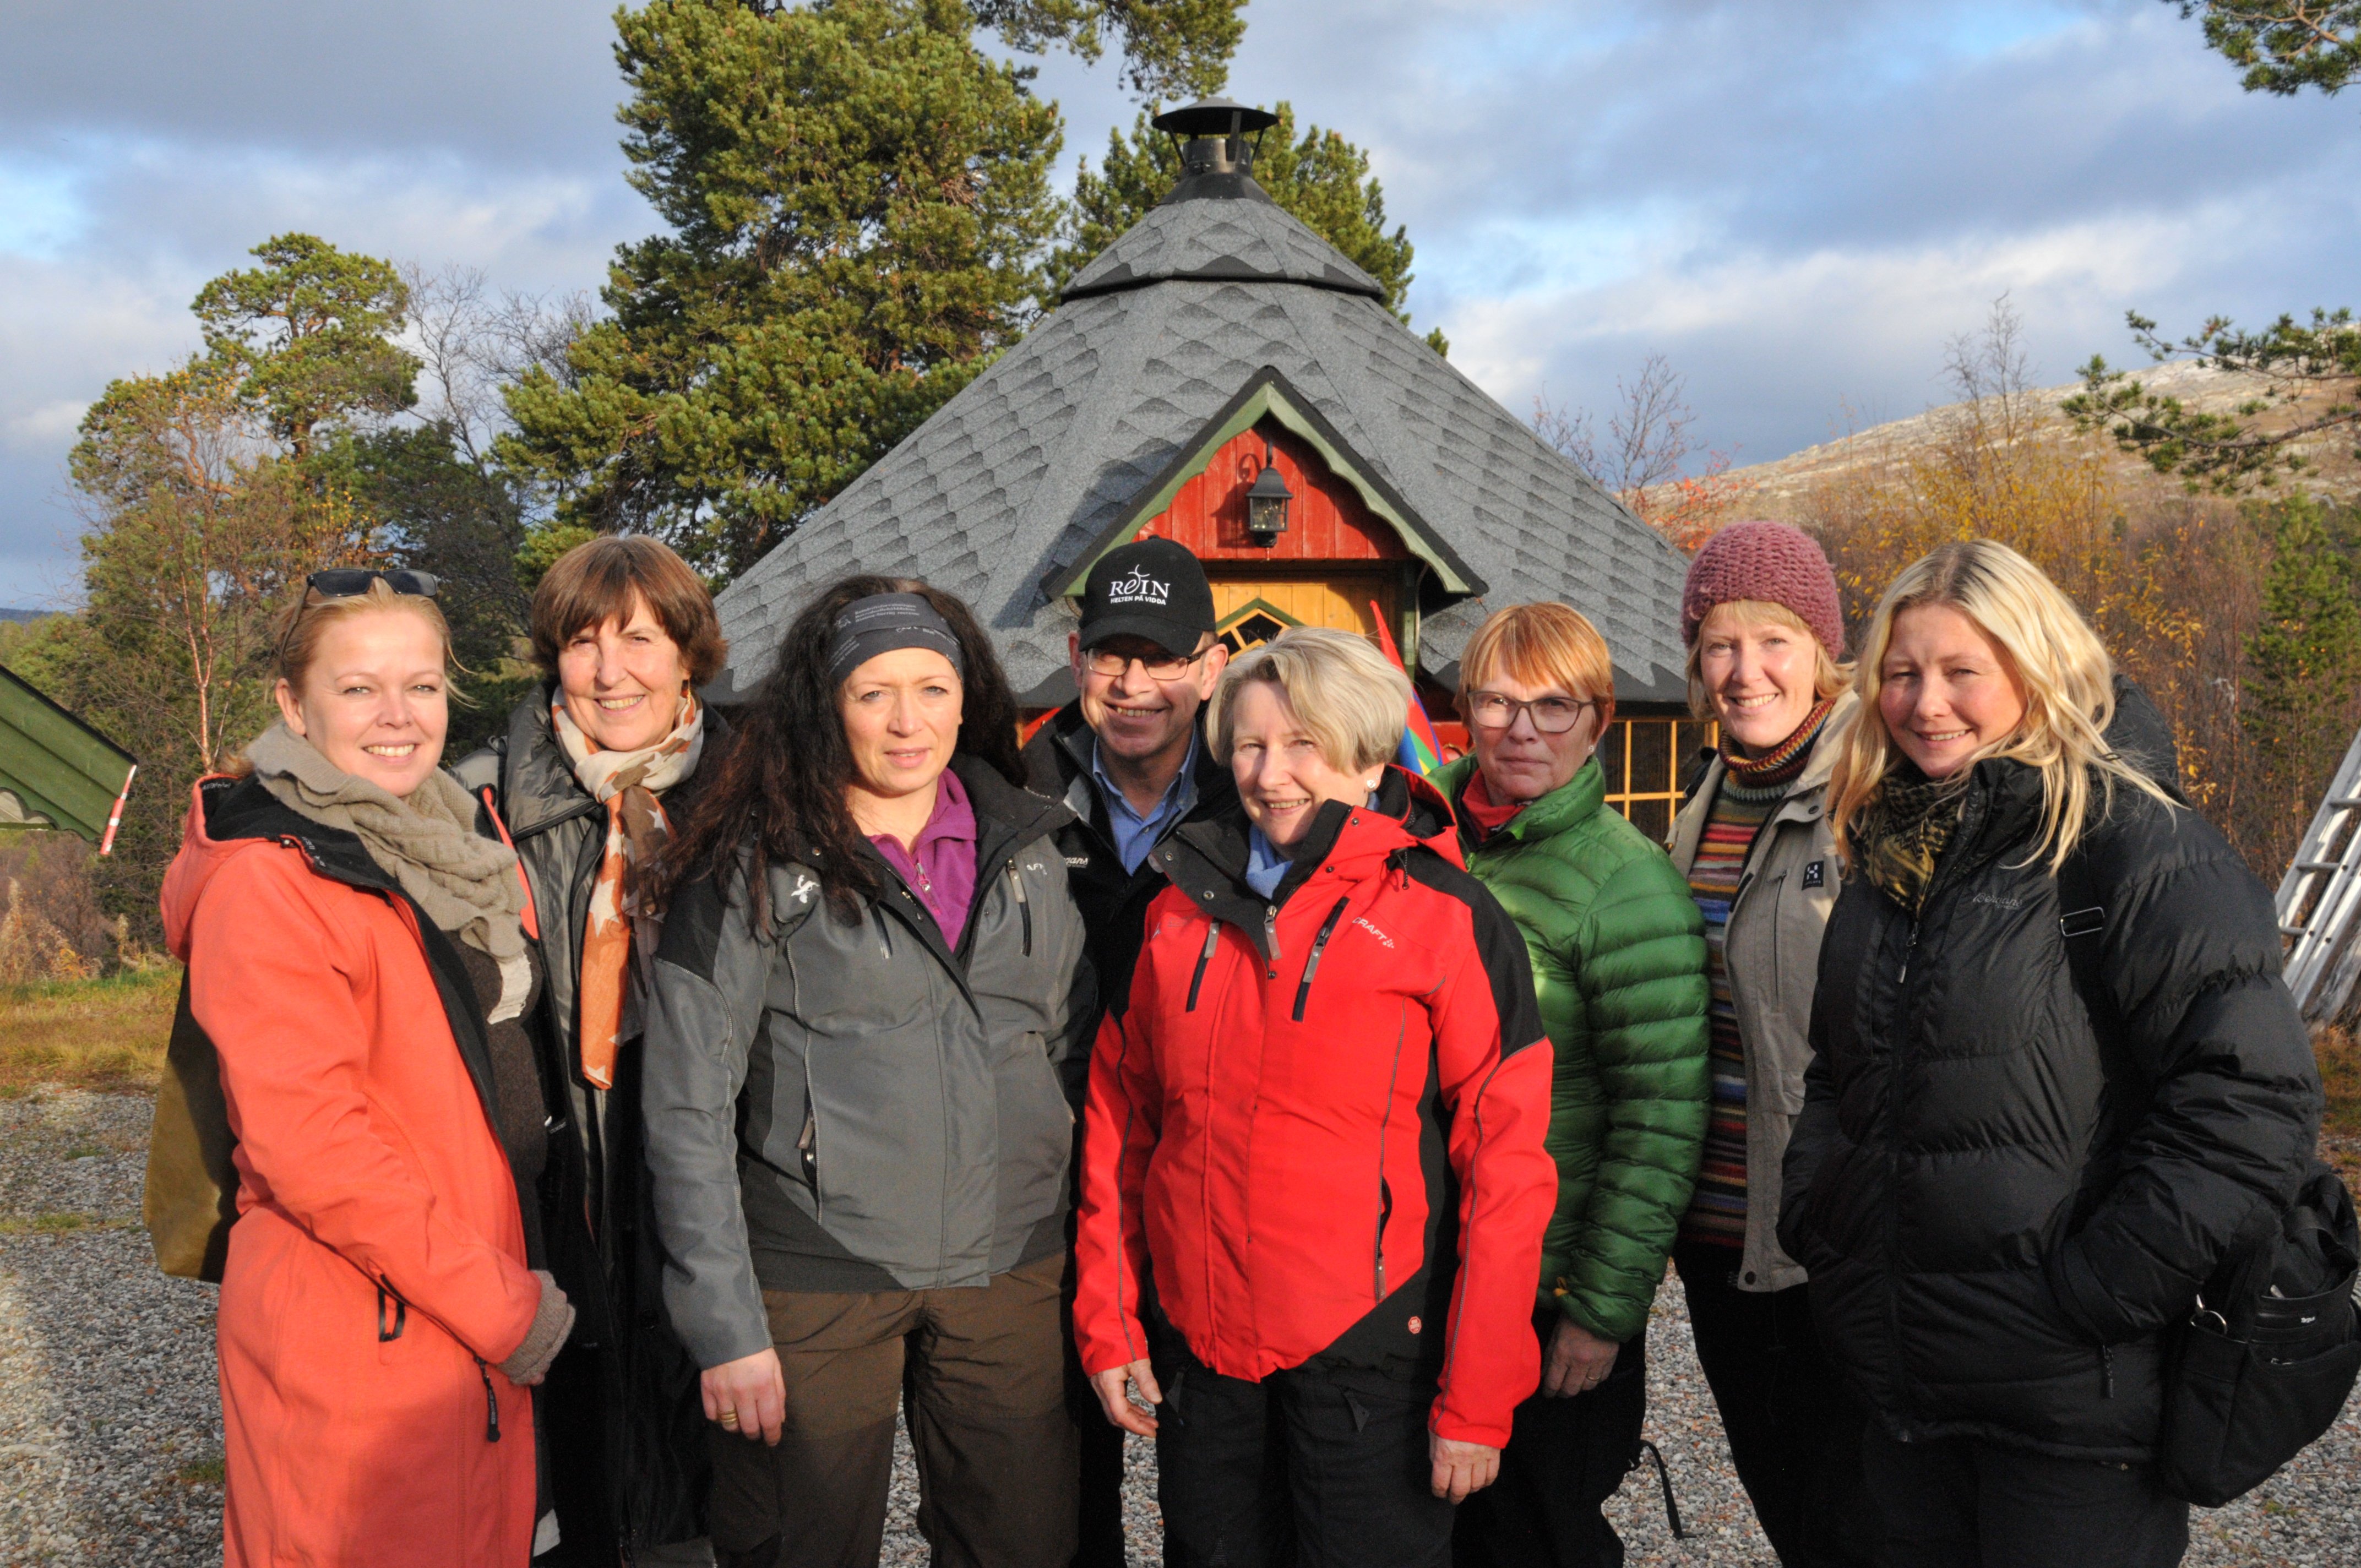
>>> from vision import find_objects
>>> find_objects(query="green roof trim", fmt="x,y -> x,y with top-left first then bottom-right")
1,664 -> 137,846
1042,366 -> 1487,602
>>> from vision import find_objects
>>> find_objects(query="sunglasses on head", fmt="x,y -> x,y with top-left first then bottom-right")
305,568 -> 440,602
277,569 -> 443,671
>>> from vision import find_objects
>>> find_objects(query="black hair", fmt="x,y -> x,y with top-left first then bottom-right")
652,575 -> 1023,924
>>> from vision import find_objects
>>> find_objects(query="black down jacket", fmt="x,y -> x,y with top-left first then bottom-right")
453,687 -> 726,1556
1779,748 -> 2322,1461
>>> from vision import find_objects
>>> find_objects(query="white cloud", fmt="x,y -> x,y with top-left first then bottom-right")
4,0 -> 2359,603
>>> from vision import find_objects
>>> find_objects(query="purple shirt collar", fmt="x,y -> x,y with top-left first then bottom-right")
868,766 -> 980,951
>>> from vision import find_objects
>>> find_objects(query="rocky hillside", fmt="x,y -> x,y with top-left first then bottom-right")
1722,360 -> 2361,514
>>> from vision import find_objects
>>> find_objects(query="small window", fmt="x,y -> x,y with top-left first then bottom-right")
1600,716 -> 1717,841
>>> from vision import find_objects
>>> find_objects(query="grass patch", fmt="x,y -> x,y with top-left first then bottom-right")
0,1212 -> 131,1235
173,1454 -> 225,1486
0,965 -> 179,1096
2316,1026 -> 2361,1141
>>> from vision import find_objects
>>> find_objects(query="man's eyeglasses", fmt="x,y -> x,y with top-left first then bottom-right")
1083,646 -> 1208,681
1465,691 -> 1594,734
278,569 -> 442,669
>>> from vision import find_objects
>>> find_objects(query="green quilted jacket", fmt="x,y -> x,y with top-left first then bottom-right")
1432,754 -> 1710,1343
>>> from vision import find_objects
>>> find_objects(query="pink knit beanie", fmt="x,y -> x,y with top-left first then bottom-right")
1680,520 -> 1845,656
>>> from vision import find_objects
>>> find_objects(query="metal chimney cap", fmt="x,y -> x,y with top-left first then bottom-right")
1151,99 -> 1280,139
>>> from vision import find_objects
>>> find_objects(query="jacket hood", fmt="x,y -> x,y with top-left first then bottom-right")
161,774 -> 394,962
2105,674 -> 2185,804
1158,764 -> 1461,924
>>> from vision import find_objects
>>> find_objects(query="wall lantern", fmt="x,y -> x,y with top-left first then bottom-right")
1245,439 -> 1292,545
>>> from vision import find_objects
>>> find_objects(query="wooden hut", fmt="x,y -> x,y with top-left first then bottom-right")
711,101 -> 1705,835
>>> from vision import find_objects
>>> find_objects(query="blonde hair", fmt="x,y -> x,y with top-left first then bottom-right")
272,577 -> 457,695
1827,540 -> 2171,872
1457,602 -> 1618,735
1685,599 -> 1853,723
1207,626 -> 1412,773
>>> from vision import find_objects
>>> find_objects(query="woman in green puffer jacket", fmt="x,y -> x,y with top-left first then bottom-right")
1436,601 -> 1710,1568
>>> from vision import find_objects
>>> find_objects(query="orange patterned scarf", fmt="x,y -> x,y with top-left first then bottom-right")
551,690 -> 705,1090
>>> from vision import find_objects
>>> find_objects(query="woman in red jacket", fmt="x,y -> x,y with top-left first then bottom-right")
1074,626 -> 1558,1568
161,573 -> 573,1566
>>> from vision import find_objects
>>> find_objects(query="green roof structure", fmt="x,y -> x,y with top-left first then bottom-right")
1,664 -> 137,851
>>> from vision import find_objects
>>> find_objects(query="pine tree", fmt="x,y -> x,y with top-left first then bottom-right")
2242,493 -> 2361,848
499,0 -> 1064,577
1042,104 -> 1445,353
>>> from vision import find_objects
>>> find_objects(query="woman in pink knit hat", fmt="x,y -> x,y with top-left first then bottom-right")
1662,521 -> 1874,1566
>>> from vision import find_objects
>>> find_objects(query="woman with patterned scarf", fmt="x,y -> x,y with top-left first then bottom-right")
1663,521 -> 1875,1567
1780,540 -> 2320,1568
455,535 -> 732,1567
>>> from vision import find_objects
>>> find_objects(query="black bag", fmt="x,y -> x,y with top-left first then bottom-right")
2056,848 -> 2361,1505
2155,1164 -> 2361,1506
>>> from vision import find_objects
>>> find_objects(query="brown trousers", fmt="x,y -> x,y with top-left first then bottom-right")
711,1251 -> 1079,1568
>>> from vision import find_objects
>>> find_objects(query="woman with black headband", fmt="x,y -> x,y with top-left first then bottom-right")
642,575 -> 1094,1568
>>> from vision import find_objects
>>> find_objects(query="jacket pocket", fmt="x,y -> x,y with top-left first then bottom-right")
797,1103 -> 819,1197
1293,899 -> 1351,1022
1186,923 -> 1220,1012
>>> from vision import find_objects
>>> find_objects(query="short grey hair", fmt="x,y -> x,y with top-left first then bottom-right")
1206,626 -> 1411,773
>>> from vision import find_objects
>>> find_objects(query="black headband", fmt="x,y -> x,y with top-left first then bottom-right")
826,592 -> 965,682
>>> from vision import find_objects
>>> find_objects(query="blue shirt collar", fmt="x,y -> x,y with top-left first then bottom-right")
1090,729 -> 1202,875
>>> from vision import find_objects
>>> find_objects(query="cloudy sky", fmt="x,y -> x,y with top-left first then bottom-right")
3,0 -> 2356,606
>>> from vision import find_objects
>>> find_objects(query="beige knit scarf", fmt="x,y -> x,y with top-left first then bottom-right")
246,722 -> 529,985
550,690 -> 705,1091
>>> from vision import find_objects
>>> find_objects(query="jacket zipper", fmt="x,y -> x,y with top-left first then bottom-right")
1263,904 -> 1281,966
1186,923 -> 1220,1011
1373,1009 -> 1408,1300
475,1357 -> 502,1441
1882,785 -> 1985,1438
1007,861 -> 1032,956
1292,899 -> 1351,1022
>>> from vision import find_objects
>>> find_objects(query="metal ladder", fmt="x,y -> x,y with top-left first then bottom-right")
2274,723 -> 2361,1022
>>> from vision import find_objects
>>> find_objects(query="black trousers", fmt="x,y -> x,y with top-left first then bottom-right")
1674,1242 -> 1875,1567
1859,1425 -> 2190,1568
1067,1341 -> 1129,1566
1451,1317 -> 1647,1568
1153,1344 -> 1455,1568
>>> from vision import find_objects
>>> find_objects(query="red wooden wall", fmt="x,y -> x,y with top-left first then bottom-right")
1140,423 -> 1405,561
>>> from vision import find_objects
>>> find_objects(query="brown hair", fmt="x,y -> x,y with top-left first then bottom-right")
530,536 -> 727,687
274,578 -> 455,695
1455,602 -> 1618,735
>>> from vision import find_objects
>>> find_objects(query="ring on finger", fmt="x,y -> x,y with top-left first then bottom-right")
719,1409 -> 740,1429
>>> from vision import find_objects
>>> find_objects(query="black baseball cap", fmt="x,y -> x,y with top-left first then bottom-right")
1078,537 -> 1217,656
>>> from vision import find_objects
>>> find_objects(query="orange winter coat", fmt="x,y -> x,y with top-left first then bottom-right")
161,776 -> 542,1567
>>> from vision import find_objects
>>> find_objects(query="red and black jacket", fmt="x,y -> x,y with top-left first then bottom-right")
1073,768 -> 1557,1447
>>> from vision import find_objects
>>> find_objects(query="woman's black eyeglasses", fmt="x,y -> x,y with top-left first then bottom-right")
277,569 -> 442,669
1464,691 -> 1594,734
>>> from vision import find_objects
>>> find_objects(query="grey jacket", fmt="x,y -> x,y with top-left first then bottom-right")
643,755 -> 1093,1368
1665,693 -> 1855,1294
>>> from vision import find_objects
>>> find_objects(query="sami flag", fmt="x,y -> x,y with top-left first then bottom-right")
1370,601 -> 1445,776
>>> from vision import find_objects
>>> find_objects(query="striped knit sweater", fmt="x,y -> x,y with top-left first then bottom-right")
1678,700 -> 1836,1248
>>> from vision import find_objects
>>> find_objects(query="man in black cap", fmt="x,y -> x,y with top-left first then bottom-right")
1022,535 -> 1233,1567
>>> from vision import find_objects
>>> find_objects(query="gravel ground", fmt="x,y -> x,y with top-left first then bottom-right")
4,1089 -> 2354,1566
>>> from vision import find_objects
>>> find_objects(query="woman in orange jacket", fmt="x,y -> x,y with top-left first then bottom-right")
161,571 -> 576,1566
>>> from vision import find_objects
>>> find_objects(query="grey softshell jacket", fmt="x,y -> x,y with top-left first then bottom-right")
643,756 -> 1094,1369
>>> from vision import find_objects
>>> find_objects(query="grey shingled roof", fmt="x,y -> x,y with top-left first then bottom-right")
711,177 -> 1693,705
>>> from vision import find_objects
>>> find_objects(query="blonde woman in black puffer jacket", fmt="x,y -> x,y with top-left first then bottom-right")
1780,539 -> 2321,1568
